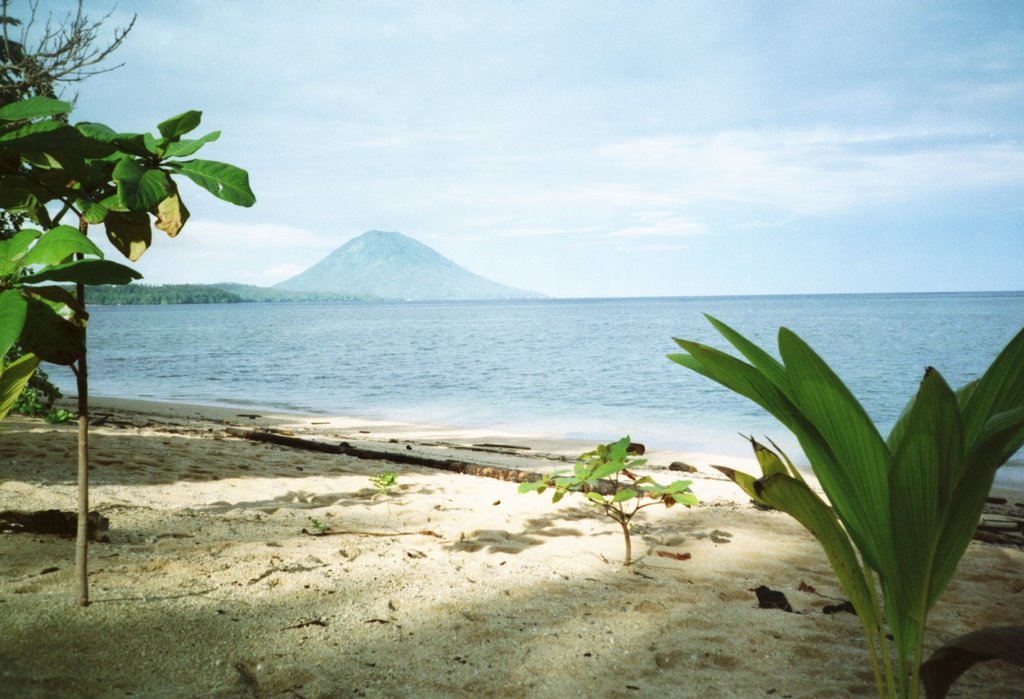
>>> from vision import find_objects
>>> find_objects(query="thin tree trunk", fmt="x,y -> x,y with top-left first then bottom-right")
619,518 -> 632,566
74,246 -> 89,606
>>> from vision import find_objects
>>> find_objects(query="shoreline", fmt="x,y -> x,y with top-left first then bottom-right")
79,395 -> 1024,500
2,397 -> 1022,697
75,395 -> 773,490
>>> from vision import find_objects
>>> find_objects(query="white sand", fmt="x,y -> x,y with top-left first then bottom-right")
1,398 -> 1021,698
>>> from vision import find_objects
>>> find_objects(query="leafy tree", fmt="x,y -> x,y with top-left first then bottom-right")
0,94 -> 255,606
1,0 -> 135,412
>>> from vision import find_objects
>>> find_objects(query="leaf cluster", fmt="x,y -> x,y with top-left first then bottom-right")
0,97 -> 254,261
0,95 -> 255,420
670,315 -> 1024,698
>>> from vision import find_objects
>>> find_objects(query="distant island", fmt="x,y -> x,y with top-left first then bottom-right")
85,230 -> 544,305
275,230 -> 542,301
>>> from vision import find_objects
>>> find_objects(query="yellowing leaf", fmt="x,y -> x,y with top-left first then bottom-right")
155,192 -> 190,238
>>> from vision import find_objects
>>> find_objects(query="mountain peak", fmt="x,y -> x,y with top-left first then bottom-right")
275,231 -> 543,301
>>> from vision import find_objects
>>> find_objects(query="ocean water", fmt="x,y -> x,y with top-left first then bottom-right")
48,292 -> 1024,484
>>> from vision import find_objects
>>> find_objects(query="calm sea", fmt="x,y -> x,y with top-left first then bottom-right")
49,292 -> 1024,485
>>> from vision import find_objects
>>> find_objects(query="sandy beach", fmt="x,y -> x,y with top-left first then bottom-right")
1,398 -> 1022,698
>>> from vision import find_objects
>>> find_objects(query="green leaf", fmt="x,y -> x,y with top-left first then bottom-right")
74,121 -> 117,140
27,285 -> 84,317
74,121 -> 147,155
961,327 -> 1024,451
0,96 -> 71,121
778,328 -> 894,578
157,110 -> 202,140
78,198 -> 110,225
967,408 -> 1024,476
670,491 -> 699,505
887,368 -> 963,657
751,437 -> 791,477
163,130 -> 220,158
0,186 -> 44,224
21,225 -> 104,267
0,353 -> 40,420
611,488 -> 637,503
104,210 -> 153,261
113,158 -> 173,211
0,120 -> 81,151
72,123 -> 152,157
712,465 -> 764,503
585,492 -> 607,504
518,481 -> 546,494
670,338 -> 805,430
110,133 -> 153,158
19,296 -> 84,365
927,409 -> 1024,610
607,436 -> 631,462
0,228 -> 41,275
704,314 -> 789,391
0,290 -> 28,357
169,159 -> 256,207
591,459 -> 625,481
21,258 -> 142,286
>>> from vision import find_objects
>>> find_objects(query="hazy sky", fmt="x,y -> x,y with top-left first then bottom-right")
38,1 -> 1024,297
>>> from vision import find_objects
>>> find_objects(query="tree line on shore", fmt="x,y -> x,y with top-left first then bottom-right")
76,283 -> 375,305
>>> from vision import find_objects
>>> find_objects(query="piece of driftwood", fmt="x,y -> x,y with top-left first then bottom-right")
224,426 -> 618,495
0,509 -> 110,541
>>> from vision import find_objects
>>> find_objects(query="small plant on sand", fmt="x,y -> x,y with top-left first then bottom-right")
307,517 -> 329,534
519,436 -> 697,566
669,316 -> 1024,699
44,408 -> 75,424
369,471 -> 398,498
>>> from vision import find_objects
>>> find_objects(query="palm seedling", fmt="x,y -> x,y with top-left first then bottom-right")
669,316 -> 1024,698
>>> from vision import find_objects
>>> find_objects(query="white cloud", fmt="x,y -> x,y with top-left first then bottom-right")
599,128 -> 1024,218
91,220 -> 337,286
605,217 -> 706,239
493,224 -> 609,239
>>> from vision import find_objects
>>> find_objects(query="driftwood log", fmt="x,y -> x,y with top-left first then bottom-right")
224,427 -> 617,495
0,509 -> 110,541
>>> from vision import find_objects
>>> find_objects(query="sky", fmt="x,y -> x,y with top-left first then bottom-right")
28,1 -> 1024,297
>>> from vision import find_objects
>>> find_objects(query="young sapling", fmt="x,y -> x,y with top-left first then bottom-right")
519,436 -> 697,565
369,471 -> 398,498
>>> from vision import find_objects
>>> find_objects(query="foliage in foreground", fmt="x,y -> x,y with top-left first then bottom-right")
519,436 -> 697,565
669,315 -> 1024,698
0,94 -> 254,607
